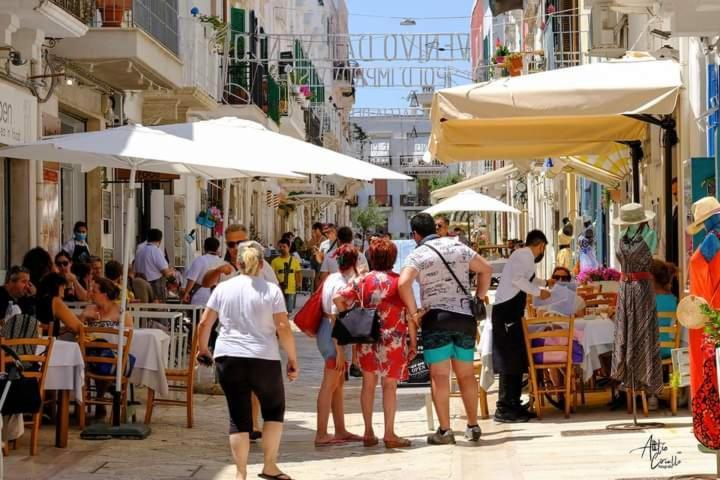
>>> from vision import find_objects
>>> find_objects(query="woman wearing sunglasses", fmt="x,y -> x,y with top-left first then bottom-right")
54,251 -> 89,301
551,267 -> 572,283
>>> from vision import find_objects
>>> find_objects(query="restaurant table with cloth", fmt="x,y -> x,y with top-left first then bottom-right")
106,329 -> 171,397
41,340 -> 84,448
479,314 -> 690,391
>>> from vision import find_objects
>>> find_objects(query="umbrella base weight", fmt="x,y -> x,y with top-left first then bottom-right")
80,423 -> 151,440
606,421 -> 666,431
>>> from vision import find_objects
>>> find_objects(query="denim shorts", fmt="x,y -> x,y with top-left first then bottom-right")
316,317 -> 351,369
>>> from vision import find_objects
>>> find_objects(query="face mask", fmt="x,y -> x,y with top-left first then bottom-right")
75,232 -> 87,242
534,252 -> 545,264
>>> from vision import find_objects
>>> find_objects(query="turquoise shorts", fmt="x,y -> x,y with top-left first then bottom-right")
422,329 -> 476,365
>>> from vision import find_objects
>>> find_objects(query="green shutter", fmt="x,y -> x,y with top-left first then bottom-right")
267,74 -> 280,124
230,8 -> 245,58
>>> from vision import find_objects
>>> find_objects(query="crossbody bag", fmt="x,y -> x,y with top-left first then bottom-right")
423,244 -> 487,322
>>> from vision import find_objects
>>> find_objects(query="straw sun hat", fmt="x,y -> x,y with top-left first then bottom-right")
687,197 -> 720,235
676,294 -> 709,329
612,203 -> 655,226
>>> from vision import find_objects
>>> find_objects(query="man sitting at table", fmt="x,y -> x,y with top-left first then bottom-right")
0,266 -> 35,320
492,230 -> 553,423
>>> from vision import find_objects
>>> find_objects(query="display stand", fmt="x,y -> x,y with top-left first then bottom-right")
606,372 -> 665,431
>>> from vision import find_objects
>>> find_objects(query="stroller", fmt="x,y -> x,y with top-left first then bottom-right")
0,344 -> 43,479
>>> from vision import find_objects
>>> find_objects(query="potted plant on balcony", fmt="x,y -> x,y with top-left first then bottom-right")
97,0 -> 127,27
504,52 -> 524,77
491,41 -> 510,77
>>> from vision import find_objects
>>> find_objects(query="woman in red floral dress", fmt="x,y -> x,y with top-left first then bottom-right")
334,238 -> 417,449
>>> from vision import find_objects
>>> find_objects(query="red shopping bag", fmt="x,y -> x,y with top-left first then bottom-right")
293,279 -> 325,337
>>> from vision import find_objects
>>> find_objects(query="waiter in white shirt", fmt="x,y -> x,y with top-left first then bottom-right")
134,228 -> 175,302
182,236 -> 221,305
492,230 -> 553,423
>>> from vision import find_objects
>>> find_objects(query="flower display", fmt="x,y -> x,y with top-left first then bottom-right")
576,266 -> 621,284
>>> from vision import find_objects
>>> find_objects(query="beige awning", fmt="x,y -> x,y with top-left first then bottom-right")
431,164 -> 519,201
429,57 -> 682,163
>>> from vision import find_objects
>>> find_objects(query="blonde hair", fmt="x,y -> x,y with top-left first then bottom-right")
238,241 -> 264,276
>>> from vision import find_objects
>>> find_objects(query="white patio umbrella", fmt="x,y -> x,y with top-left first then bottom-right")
0,124 -> 305,439
423,190 -> 520,242
423,189 -> 520,216
153,117 -> 413,181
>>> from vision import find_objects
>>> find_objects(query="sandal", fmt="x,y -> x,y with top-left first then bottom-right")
314,438 -> 347,447
383,437 -> 412,449
363,436 -> 379,447
258,473 -> 292,480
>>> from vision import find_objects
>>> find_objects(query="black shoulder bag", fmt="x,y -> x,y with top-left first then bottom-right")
331,277 -> 381,345
423,243 -> 487,322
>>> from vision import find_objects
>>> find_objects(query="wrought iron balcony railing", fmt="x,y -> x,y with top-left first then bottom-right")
87,0 -> 179,55
399,194 -> 430,207
368,195 -> 393,207
50,0 -> 95,23
399,155 -> 445,170
367,155 -> 392,167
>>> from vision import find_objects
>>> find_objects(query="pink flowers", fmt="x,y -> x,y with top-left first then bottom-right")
577,267 -> 621,284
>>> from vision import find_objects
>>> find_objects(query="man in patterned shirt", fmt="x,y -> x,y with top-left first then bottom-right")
399,213 -> 492,445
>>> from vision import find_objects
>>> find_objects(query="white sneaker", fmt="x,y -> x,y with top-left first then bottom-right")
464,425 -> 482,441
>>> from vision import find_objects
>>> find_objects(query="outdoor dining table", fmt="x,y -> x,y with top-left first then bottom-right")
479,314 -> 691,391
106,328 -> 171,397
41,339 -> 84,448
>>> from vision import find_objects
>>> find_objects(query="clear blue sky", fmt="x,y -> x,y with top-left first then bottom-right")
347,0 -> 474,109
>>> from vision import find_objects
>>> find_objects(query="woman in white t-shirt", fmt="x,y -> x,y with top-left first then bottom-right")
197,243 -> 299,480
314,244 -> 363,446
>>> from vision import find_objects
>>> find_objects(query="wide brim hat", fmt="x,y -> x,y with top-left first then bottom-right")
612,203 -> 655,226
676,294 -> 709,329
687,196 -> 720,235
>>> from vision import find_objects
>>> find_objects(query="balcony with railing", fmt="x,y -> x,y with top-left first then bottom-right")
53,0 -> 184,90
399,194 -> 430,208
49,0 -> 94,23
368,195 -> 393,208
367,155 -> 392,167
399,155 -> 446,174
180,16 -> 221,101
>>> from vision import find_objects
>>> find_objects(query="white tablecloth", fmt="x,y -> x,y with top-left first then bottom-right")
487,259 -> 507,275
129,329 -> 170,397
42,340 -> 84,401
479,315 -> 618,390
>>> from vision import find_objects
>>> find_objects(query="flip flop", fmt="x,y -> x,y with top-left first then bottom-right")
384,437 -> 412,449
314,438 -> 347,447
363,436 -> 379,447
258,473 -> 292,480
336,433 -> 364,442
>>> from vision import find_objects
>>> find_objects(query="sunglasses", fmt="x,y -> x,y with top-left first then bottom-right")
226,241 -> 240,249
552,275 -> 571,281
435,224 -> 445,229
56,261 -> 69,267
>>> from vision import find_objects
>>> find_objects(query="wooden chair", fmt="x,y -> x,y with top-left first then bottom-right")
584,296 -> 617,317
522,315 -> 577,419
144,330 -> 199,428
0,337 -> 54,456
576,284 -> 601,300
78,327 -> 134,428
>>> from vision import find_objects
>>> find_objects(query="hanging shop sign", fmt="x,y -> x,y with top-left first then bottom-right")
0,81 -> 37,145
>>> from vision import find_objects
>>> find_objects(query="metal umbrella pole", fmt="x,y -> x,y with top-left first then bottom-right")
81,159 -> 150,440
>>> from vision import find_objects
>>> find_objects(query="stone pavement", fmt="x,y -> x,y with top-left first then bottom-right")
5,322 -> 719,480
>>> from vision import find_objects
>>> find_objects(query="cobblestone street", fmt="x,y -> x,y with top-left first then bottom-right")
4,319 -> 717,480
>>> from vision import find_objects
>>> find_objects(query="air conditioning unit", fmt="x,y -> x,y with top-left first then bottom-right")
589,2 -> 628,58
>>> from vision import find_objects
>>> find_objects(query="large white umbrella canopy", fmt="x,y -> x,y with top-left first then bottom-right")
0,124 -> 303,430
0,124 -> 305,179
154,117 -> 412,181
423,190 -> 520,216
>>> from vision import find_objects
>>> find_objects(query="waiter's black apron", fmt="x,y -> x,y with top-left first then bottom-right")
70,243 -> 90,264
492,275 -> 534,375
